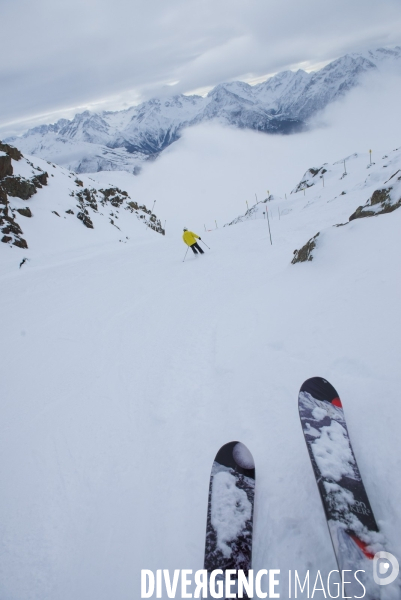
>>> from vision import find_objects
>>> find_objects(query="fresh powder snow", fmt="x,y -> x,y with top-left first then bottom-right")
211,469 -> 253,558
0,129 -> 400,600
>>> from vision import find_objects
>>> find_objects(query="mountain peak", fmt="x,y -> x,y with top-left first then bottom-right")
7,45 -> 401,174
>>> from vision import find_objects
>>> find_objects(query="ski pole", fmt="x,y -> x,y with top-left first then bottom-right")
183,247 -> 189,262
199,239 -> 210,250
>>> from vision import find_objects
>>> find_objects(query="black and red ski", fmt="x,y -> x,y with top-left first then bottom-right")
299,377 -> 387,598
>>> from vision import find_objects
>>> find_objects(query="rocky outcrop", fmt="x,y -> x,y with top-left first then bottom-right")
100,187 -> 128,207
0,199 -> 28,249
0,141 -> 22,161
291,166 -> 327,194
292,232 -> 320,264
16,207 -> 32,218
1,176 -> 37,200
71,186 -> 165,234
32,172 -> 48,187
1,170 -> 48,200
77,211 -> 94,229
0,141 -> 165,251
0,153 -> 13,179
349,185 -> 401,221
77,188 -> 98,211
0,185 -> 7,205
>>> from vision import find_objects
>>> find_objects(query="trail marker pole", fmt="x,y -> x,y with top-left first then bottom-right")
204,224 -> 206,232
215,220 -> 218,229
343,159 -> 347,175
266,209 -> 272,245
369,149 -> 372,165
322,175 -> 325,187
183,247 -> 189,262
255,193 -> 258,203
246,201 -> 249,212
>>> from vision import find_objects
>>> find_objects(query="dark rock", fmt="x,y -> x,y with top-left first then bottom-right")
291,232 -> 320,264
84,188 -> 98,210
100,187 -> 128,206
370,188 -> 391,206
52,211 -> 60,217
77,188 -> 98,211
0,185 -> 7,205
33,172 -> 48,187
16,207 -> 32,218
1,235 -> 12,243
110,196 -> 124,207
13,237 -> 28,249
349,206 -> 375,221
0,141 -> 22,161
75,178 -> 84,187
65,209 -> 74,214
0,154 -> 13,179
309,167 -> 326,177
379,198 -> 401,215
349,187 -> 401,221
77,211 -> 94,228
2,218 -> 23,236
2,176 -> 37,200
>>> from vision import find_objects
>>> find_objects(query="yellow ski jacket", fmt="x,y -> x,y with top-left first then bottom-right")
182,230 -> 200,246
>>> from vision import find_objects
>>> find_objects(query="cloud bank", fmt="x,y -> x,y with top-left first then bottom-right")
90,67 -> 401,236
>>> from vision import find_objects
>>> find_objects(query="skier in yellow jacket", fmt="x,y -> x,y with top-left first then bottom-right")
182,228 -> 204,255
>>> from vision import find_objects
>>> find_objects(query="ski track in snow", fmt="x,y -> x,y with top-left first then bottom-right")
0,144 -> 400,599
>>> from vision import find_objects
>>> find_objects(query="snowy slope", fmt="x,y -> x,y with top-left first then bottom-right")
7,47 -> 401,173
225,145 -> 401,251
0,138 -> 400,599
0,145 -> 164,267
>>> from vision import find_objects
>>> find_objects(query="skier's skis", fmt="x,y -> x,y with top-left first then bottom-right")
299,377 -> 385,599
204,441 -> 255,598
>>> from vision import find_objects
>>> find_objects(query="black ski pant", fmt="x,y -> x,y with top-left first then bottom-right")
190,242 -> 204,254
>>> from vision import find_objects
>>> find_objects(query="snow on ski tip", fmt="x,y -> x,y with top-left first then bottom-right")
298,377 -> 392,599
204,441 -> 255,587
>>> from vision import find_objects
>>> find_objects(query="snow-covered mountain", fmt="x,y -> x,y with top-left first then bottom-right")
0,141 -> 164,258
7,47 -> 401,174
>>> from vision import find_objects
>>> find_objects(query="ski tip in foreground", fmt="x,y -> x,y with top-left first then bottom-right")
214,441 -> 255,478
299,376 -> 342,408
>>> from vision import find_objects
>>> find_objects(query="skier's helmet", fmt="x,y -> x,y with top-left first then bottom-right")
183,228 -> 188,231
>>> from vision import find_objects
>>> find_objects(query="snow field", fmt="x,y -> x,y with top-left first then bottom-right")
1,136 -> 401,599
1,180 -> 400,599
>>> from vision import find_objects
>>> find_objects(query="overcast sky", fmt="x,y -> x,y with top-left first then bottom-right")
1,0 -> 401,136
